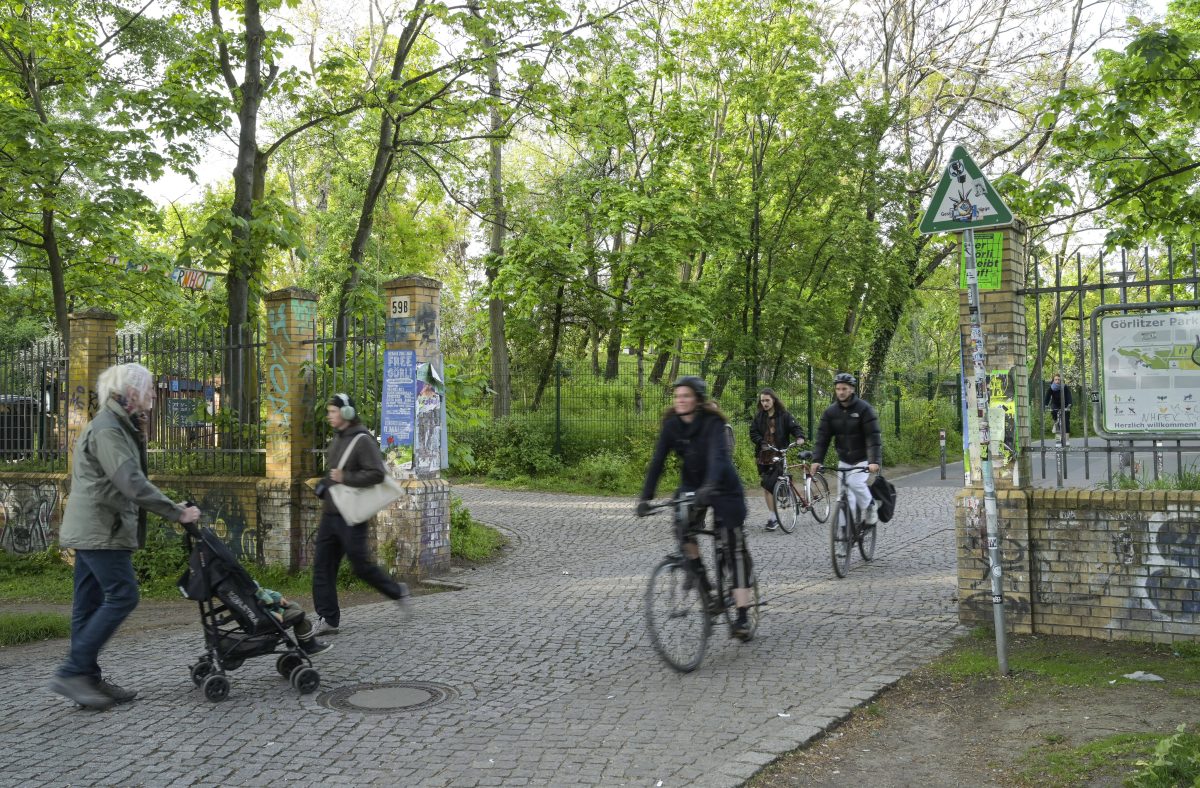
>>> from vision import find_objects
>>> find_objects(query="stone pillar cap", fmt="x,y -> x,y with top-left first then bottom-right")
382,275 -> 442,290
68,308 -> 118,320
265,286 -> 318,301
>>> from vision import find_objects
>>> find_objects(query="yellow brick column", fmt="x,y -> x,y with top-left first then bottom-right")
956,221 -> 1034,633
66,309 -> 117,471
258,287 -> 318,567
376,275 -> 451,578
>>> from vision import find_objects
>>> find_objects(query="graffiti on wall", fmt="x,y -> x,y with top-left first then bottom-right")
1029,507 -> 1199,629
197,487 -> 257,561
960,495 -> 1031,618
0,481 -> 58,554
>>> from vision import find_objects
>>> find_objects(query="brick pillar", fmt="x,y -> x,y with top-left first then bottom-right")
376,275 -> 451,578
257,288 -> 318,567
956,221 -> 1034,633
66,309 -> 117,471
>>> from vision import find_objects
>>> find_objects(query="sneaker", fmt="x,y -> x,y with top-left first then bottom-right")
732,619 -> 753,642
299,638 -> 332,657
764,520 -> 779,532
865,503 -> 879,526
704,592 -> 725,617
96,678 -> 138,704
48,675 -> 114,710
312,617 -> 339,636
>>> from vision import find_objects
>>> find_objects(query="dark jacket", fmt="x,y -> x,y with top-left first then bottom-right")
640,410 -> 744,514
323,423 -> 387,514
1044,385 -> 1073,411
749,408 -> 805,454
60,398 -> 184,550
811,394 -> 883,467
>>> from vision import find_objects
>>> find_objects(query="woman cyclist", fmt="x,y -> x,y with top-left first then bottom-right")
635,376 -> 755,641
749,388 -> 806,531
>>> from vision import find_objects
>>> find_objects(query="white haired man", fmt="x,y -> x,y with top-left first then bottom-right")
48,363 -> 200,710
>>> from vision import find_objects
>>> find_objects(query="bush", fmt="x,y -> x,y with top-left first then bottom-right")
132,522 -> 189,597
458,418 -> 562,479
1129,725 -> 1200,787
449,496 -> 504,561
577,450 -> 631,492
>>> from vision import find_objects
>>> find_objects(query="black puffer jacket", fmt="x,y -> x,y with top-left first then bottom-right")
640,409 -> 745,522
749,408 -> 806,452
811,395 -> 882,466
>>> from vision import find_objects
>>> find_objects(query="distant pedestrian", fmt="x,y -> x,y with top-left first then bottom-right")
749,388 -> 806,531
49,363 -> 201,710
310,393 -> 410,636
1044,373 -> 1073,442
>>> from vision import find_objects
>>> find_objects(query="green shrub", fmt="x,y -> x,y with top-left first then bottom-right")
577,450 -> 631,491
449,496 -> 504,561
1129,724 -> 1200,787
0,612 -> 71,646
0,547 -> 74,602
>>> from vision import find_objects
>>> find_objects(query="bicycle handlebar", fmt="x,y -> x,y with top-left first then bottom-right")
641,492 -> 696,514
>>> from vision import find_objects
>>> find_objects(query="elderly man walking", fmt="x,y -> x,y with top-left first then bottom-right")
48,363 -> 200,710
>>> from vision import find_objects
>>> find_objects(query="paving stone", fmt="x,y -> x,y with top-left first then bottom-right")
0,485 -> 958,786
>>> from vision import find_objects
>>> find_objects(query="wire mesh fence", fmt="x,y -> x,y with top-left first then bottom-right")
0,337 -> 69,471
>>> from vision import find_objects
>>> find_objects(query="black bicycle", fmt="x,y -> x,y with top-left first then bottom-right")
642,493 -> 761,672
762,443 -> 831,533
824,465 -> 877,578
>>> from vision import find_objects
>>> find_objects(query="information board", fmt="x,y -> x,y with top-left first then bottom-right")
1100,310 -> 1200,433
381,350 -> 417,450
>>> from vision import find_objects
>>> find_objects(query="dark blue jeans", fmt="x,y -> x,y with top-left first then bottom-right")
57,549 -> 140,679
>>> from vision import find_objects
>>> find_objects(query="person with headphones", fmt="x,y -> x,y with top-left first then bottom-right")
311,393 -> 410,635
809,373 -> 883,529
635,376 -> 756,641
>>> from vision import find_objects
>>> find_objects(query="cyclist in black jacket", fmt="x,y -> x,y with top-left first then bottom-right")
809,373 -> 882,527
749,388 -> 806,531
636,376 -> 755,641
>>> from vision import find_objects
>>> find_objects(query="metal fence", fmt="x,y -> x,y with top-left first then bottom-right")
302,314 -> 386,474
457,356 -> 962,461
111,325 -> 266,476
1025,244 -> 1200,486
0,337 -> 69,470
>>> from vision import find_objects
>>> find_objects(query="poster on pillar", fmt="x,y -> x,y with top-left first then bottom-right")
381,350 -> 417,467
413,362 -> 446,474
963,366 -> 1019,485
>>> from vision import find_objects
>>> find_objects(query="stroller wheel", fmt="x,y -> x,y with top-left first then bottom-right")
190,660 -> 214,688
276,653 -> 304,679
202,674 -> 230,702
290,666 -> 320,695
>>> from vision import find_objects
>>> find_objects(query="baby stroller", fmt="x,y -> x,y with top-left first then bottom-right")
178,521 -> 321,702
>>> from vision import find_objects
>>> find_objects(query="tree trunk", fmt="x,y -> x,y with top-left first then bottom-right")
711,350 -> 736,399
481,12 -> 511,417
635,339 -> 645,415
648,349 -> 670,384
42,209 -> 69,347
531,283 -> 565,411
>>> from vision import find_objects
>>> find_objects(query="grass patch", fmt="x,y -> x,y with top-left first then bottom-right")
0,547 -> 74,603
932,629 -> 1200,688
1016,732 -> 1161,787
0,611 -> 71,646
450,496 -> 505,562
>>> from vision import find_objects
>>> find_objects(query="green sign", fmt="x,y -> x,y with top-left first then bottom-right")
920,145 -> 1014,234
959,232 -> 1003,290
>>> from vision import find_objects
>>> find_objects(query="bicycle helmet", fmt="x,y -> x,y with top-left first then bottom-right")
672,375 -> 708,402
833,372 -> 857,388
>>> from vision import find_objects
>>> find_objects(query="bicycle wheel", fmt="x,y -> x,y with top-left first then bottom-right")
807,473 -> 831,523
773,477 -> 799,534
830,500 -> 851,578
644,557 -> 711,672
858,520 -> 877,561
744,577 -> 762,640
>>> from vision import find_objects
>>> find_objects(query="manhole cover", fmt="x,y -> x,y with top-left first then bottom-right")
316,681 -> 457,714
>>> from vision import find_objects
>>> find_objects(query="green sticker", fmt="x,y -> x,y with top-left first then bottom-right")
960,232 -> 1003,291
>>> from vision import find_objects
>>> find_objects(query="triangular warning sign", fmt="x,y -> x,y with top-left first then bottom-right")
919,145 -> 1014,235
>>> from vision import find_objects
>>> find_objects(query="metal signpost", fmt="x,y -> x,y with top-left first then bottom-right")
920,145 -> 1014,674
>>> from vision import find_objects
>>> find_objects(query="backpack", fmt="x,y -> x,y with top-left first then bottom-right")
869,474 -> 897,523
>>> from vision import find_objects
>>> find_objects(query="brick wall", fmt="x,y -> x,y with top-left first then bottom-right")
958,488 -> 1200,643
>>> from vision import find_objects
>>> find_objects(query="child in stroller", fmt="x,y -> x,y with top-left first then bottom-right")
178,519 -> 329,702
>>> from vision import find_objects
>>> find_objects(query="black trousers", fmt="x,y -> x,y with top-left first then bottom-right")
312,511 -> 406,626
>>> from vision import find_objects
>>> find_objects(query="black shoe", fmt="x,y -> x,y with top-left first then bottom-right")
96,678 -> 138,704
764,520 -> 779,531
732,619 -> 753,642
300,638 -> 332,656
704,593 -> 725,616
48,675 -> 114,710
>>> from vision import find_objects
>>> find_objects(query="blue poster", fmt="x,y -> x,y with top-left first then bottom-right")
381,350 -> 417,456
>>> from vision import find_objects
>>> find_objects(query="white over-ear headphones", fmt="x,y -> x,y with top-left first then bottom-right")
333,393 -> 356,421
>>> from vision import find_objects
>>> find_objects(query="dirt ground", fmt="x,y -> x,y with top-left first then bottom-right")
748,636 -> 1200,788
